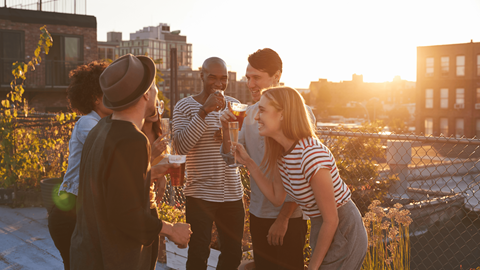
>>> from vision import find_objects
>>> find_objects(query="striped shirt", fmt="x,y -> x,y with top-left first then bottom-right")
278,137 -> 351,218
172,96 -> 243,202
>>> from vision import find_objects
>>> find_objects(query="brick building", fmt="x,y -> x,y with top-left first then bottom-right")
416,41 -> 480,138
0,7 -> 97,112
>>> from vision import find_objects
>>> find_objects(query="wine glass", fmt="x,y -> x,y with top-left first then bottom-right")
156,99 -> 165,117
228,121 -> 242,168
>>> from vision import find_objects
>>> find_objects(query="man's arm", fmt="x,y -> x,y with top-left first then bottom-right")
267,200 -> 299,246
172,101 -> 208,155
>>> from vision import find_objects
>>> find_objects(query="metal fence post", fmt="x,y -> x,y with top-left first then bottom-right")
386,140 -> 412,200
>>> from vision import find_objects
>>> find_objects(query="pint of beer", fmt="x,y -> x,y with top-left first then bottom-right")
230,102 -> 248,130
166,155 -> 186,187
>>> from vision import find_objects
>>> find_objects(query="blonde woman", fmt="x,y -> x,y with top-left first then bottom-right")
233,86 -> 367,270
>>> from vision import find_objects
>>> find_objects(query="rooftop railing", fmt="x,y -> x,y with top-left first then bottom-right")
1,0 -> 87,15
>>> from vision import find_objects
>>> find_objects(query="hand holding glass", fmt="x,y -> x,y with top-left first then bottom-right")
228,122 -> 242,168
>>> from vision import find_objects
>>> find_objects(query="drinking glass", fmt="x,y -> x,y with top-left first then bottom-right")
230,102 -> 248,130
161,118 -> 172,154
166,155 -> 186,186
156,99 -> 165,117
228,121 -> 242,168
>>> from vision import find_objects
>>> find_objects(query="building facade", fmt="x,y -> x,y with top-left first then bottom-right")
116,23 -> 192,70
0,7 -> 97,112
98,31 -> 121,61
416,41 -> 480,138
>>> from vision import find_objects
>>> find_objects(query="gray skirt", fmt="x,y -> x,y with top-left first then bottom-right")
310,200 -> 368,270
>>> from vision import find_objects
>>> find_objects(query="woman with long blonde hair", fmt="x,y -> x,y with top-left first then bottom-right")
234,86 -> 367,270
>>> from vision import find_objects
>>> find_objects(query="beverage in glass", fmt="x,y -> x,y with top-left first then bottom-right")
230,102 -> 248,130
228,122 -> 241,168
166,155 -> 186,186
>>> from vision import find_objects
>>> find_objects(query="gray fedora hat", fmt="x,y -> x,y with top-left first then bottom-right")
100,53 -> 156,110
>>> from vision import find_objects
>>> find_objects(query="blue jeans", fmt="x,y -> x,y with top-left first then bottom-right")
186,196 -> 245,270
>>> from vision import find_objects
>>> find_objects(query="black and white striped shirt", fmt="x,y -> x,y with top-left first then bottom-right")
172,96 -> 243,202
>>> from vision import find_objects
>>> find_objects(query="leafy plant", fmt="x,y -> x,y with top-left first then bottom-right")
321,123 -> 398,214
0,26 -> 76,206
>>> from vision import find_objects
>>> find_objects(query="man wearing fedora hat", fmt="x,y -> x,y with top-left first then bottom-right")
70,54 -> 191,270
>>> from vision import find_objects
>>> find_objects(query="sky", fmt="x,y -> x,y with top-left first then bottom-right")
87,0 -> 480,88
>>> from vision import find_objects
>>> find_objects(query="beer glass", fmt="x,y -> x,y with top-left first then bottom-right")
166,155 -> 186,186
228,121 -> 241,168
230,102 -> 248,130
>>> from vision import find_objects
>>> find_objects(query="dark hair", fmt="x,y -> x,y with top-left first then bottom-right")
247,48 -> 282,77
67,60 -> 109,115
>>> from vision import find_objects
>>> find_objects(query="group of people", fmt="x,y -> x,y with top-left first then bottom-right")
47,48 -> 368,270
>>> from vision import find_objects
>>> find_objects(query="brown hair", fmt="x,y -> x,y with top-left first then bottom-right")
260,86 -> 317,175
67,60 -> 109,115
248,48 -> 282,77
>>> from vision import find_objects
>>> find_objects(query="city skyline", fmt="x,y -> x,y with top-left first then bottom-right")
89,0 -> 480,88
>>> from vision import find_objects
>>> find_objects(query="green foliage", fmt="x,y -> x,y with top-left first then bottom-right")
157,202 -> 185,224
322,122 -> 398,214
0,26 -> 76,194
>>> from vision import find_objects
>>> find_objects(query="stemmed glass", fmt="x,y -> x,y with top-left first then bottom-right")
228,121 -> 242,168
156,99 -> 165,117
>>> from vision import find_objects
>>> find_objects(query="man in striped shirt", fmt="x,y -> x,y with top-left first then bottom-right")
221,49 -> 314,270
172,57 -> 245,270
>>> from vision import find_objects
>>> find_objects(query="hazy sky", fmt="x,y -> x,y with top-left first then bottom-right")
88,0 -> 480,88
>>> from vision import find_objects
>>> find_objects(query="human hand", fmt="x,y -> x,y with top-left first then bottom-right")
203,92 -> 225,113
167,222 -> 192,249
267,218 -> 288,246
231,142 -> 251,165
151,162 -> 180,179
219,102 -> 236,127
151,134 -> 169,163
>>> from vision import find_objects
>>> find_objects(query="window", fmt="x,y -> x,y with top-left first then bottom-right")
440,118 -> 448,136
107,48 -> 114,60
477,119 -> 480,138
441,57 -> 449,75
425,89 -> 433,108
0,30 -> 25,85
456,88 -> 465,105
425,118 -> 433,136
456,55 -> 465,76
478,55 -> 480,76
426,57 -> 434,76
456,118 -> 464,138
440,88 -> 448,108
46,34 -> 83,86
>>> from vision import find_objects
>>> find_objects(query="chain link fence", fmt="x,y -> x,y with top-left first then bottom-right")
162,126 -> 480,270
9,114 -> 478,269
